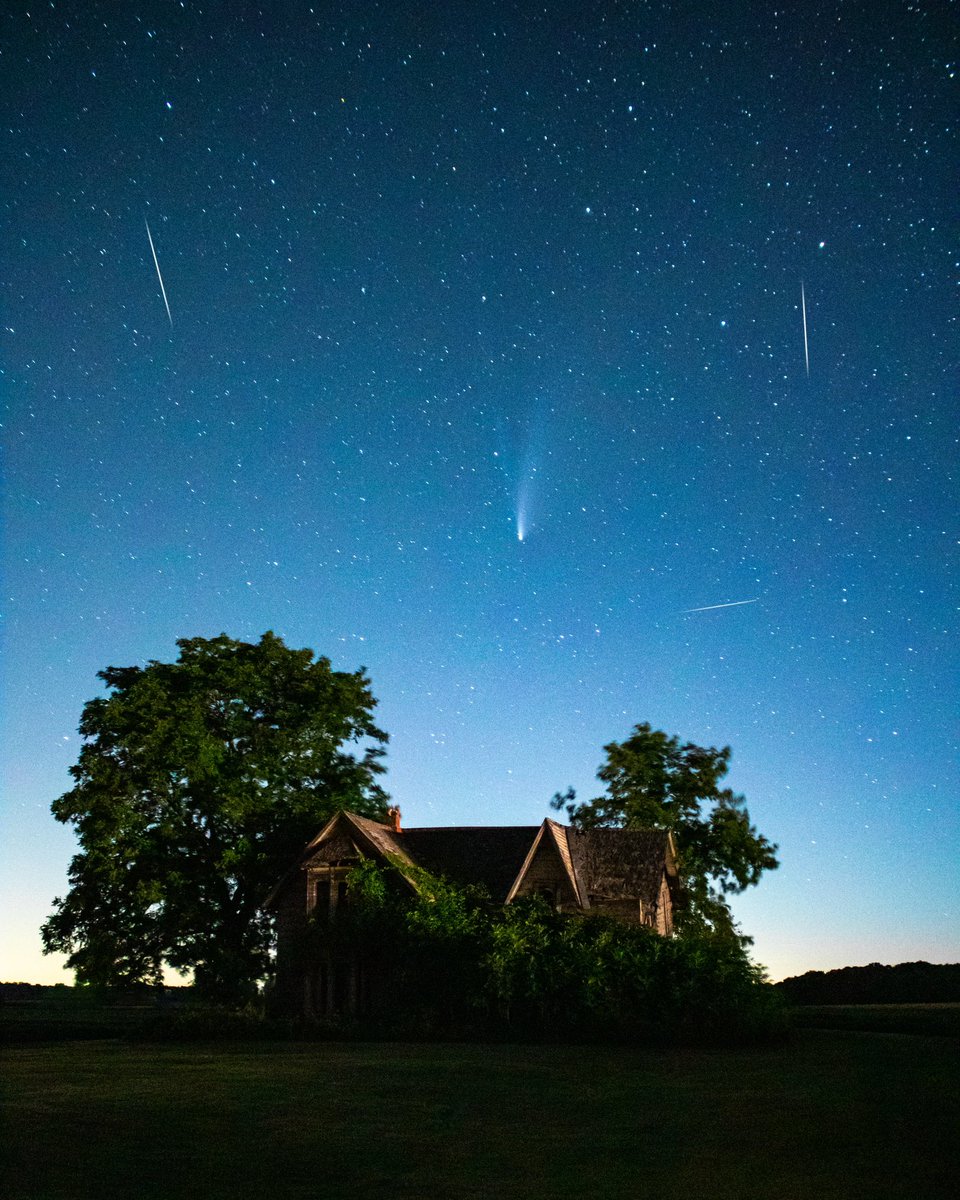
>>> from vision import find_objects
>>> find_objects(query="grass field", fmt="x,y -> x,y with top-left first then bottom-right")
2,1030 -> 958,1199
790,1002 -> 960,1037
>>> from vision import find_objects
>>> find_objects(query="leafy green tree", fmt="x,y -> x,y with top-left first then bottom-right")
42,632 -> 388,1001
552,723 -> 778,939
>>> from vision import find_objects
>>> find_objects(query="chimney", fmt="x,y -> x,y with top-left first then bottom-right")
387,806 -> 402,833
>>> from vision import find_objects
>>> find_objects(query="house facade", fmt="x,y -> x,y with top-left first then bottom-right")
267,809 -> 678,1018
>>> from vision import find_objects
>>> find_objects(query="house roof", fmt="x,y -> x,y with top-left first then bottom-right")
400,826 -> 540,901
566,828 -> 677,910
264,810 -> 417,907
268,811 -> 676,909
505,819 -> 583,906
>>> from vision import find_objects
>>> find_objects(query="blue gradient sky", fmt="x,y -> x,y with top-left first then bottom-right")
3,0 -> 957,983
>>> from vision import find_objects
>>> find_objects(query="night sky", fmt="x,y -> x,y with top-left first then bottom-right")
3,1 -> 957,983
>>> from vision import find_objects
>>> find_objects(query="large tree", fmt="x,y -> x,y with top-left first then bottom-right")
552,723 -> 778,939
42,632 -> 388,1000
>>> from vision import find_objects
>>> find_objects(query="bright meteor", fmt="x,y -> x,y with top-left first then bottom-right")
145,218 -> 173,326
682,598 -> 759,614
801,281 -> 809,376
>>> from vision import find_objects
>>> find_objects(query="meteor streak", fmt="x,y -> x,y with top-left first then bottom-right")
145,218 -> 172,326
683,598 -> 759,614
801,281 -> 809,376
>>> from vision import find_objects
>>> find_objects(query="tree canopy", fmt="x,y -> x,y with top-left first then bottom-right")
42,632 -> 388,1000
552,723 -> 778,938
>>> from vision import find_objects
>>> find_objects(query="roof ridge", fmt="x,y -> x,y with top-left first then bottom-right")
402,824 -> 543,833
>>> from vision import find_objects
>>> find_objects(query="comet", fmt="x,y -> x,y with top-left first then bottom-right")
801,281 -> 809,377
516,470 -> 535,543
145,218 -> 173,326
682,598 -> 759,614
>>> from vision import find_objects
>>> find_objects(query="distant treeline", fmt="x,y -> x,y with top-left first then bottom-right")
0,982 -> 190,1006
1,983 -> 74,1004
777,962 -> 960,1005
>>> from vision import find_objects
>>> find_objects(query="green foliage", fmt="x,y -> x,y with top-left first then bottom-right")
552,723 -> 778,939
484,900 -> 785,1042
778,961 -> 960,1005
339,860 -> 785,1044
336,858 -> 490,1034
42,632 -> 388,1002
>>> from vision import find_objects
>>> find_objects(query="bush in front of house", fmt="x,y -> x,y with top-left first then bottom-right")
483,897 -> 786,1043
344,860 -> 787,1044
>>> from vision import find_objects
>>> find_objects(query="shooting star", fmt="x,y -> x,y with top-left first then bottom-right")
800,281 -> 809,376
683,598 -> 759,614
145,218 -> 172,326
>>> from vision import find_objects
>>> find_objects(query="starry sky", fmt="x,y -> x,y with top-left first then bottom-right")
3,0 -> 957,984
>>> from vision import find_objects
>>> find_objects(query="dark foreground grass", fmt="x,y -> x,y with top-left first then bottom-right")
791,1002 -> 960,1037
2,1032 -> 957,1200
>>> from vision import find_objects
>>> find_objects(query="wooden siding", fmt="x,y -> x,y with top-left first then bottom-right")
656,872 -> 673,935
511,831 -> 579,909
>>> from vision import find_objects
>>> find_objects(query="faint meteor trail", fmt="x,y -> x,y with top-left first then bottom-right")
801,281 -> 809,376
683,598 -> 759,614
145,218 -> 172,325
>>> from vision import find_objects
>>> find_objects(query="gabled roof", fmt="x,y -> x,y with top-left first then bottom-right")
264,810 -> 418,907
505,819 -> 584,905
567,828 -> 677,910
267,812 -> 676,910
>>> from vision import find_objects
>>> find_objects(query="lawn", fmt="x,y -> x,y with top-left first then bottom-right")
2,1031 -> 957,1199
791,1002 -> 960,1037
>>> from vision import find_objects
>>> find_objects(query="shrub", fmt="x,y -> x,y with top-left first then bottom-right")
343,861 -> 786,1044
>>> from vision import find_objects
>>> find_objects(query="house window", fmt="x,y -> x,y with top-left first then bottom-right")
312,865 -> 355,917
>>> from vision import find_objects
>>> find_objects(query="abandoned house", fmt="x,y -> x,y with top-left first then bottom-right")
267,808 -> 678,1018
